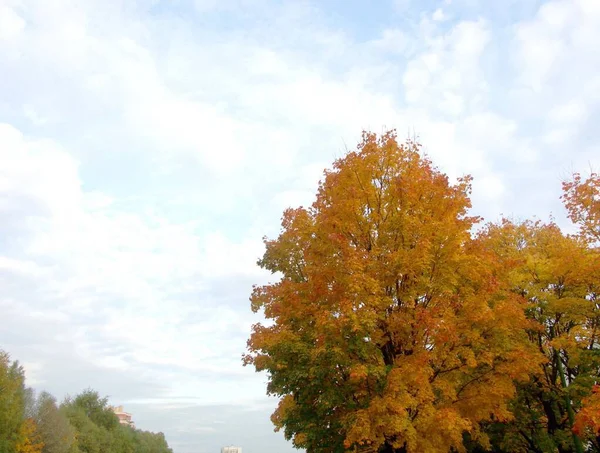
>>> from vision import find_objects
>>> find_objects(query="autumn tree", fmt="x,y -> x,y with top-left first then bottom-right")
574,385 -> 600,441
15,418 -> 44,453
245,131 -> 534,453
470,219 -> 600,452
469,173 -> 600,453
562,172 -> 600,246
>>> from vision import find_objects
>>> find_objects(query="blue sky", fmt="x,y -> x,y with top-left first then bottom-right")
0,0 -> 599,452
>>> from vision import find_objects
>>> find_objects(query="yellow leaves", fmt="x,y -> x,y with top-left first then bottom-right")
349,364 -> 368,383
414,407 -> 472,453
385,362 -> 432,408
246,130 -> 577,453
345,398 -> 416,452
15,418 -> 44,453
271,395 -> 295,432
478,216 -> 600,448
344,409 -> 377,448
292,432 -> 308,447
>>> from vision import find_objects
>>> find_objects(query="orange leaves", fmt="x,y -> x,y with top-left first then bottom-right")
477,215 -> 600,450
245,132 -> 600,453
349,364 -> 369,383
245,130 -> 540,453
15,418 -> 44,453
562,172 -> 600,245
573,385 -> 600,437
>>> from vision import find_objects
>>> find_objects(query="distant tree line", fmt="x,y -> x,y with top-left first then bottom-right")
0,349 -> 173,453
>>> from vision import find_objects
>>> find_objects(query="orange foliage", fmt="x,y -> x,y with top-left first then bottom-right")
574,385 -> 600,437
16,418 -> 44,453
245,131 -> 536,453
562,172 -> 600,245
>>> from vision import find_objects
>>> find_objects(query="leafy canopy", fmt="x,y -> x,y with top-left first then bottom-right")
245,131 -> 535,453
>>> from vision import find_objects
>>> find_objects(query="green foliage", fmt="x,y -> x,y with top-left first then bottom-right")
34,391 -> 77,453
63,389 -> 120,432
0,350 -> 26,453
60,390 -> 173,453
0,350 -> 173,453
134,430 -> 173,453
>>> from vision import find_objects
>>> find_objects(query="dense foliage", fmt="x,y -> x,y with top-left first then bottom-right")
0,352 -> 173,453
245,131 -> 600,453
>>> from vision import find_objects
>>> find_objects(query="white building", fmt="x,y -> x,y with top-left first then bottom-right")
221,446 -> 242,453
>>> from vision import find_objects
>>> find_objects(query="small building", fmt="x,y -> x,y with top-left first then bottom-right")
112,405 -> 135,428
221,446 -> 242,453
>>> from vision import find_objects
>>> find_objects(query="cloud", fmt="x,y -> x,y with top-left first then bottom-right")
0,120 -> 271,428
432,8 -> 447,21
0,0 -> 599,452
0,5 -> 26,40
402,17 -> 490,116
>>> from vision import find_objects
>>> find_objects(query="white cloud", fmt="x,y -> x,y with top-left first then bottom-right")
369,28 -> 409,54
0,256 -> 43,276
514,0 -> 600,95
0,5 -> 25,40
0,121 -> 269,408
548,100 -> 587,125
512,0 -> 599,156
402,18 -> 490,116
1,0 -> 599,452
393,0 -> 413,12
432,8 -> 447,21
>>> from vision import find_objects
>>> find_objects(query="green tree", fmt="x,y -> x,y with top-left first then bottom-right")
59,389 -> 173,453
34,392 -> 77,453
0,350 -> 26,453
61,391 -> 115,453
67,389 -> 119,431
134,430 -> 173,453
2,353 -> 174,453
112,424 -> 136,453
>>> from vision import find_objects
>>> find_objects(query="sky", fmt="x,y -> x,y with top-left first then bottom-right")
0,0 -> 599,452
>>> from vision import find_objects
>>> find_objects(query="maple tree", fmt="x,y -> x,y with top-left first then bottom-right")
574,385 -> 600,438
466,172 -> 600,453
562,172 -> 600,246
245,131 -> 534,453
472,220 -> 600,452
